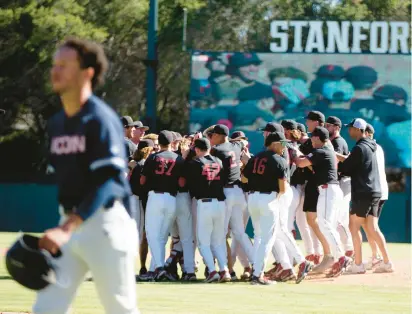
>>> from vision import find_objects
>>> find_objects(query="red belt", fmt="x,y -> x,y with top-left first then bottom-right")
320,184 -> 328,189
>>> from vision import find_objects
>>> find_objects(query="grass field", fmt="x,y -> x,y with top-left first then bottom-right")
0,232 -> 410,314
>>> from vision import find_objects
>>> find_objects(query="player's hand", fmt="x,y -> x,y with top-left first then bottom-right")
241,147 -> 251,164
39,227 -> 71,255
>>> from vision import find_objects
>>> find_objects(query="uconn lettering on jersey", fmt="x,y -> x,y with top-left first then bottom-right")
50,135 -> 86,155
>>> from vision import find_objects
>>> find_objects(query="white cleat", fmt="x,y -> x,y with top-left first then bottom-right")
373,261 -> 395,273
366,256 -> 383,270
345,263 -> 366,274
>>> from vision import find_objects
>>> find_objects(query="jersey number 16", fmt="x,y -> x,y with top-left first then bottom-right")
252,158 -> 267,175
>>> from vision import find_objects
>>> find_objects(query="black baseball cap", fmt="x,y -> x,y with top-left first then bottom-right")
158,130 -> 174,146
365,123 -> 375,134
297,123 -> 306,133
133,121 -> 149,130
259,122 -> 284,133
345,66 -> 378,90
305,111 -> 325,123
121,116 -> 134,127
210,124 -> 229,136
281,119 -> 298,131
264,132 -> 290,147
194,138 -> 211,150
311,126 -> 329,141
137,139 -> 154,150
230,131 -> 248,141
326,116 -> 342,128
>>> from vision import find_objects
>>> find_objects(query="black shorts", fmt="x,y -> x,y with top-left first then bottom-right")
377,200 -> 386,218
303,183 -> 319,213
350,197 -> 381,218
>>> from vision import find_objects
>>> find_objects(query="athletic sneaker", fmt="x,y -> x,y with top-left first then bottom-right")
313,254 -> 322,265
219,270 -> 231,283
312,254 -> 334,273
154,267 -> 167,281
328,256 -> 352,277
345,263 -> 366,274
276,269 -> 296,282
251,275 -> 275,285
296,260 -> 313,284
139,271 -> 155,282
373,261 -> 395,273
240,267 -> 252,281
204,270 -> 220,283
165,271 -> 179,281
366,256 -> 383,270
266,262 -> 282,276
230,271 -> 238,281
182,273 -> 197,281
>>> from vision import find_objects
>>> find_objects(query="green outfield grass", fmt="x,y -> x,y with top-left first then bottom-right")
0,232 -> 410,314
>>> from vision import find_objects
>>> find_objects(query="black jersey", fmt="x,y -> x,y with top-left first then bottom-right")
211,141 -> 245,185
307,147 -> 339,186
129,159 -> 146,197
331,136 -> 349,155
142,150 -> 184,196
243,150 -> 288,193
186,155 -> 225,200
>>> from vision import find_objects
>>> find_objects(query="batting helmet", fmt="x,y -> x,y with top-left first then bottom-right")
5,234 -> 60,290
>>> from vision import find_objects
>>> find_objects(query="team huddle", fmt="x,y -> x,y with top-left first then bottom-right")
124,110 -> 394,286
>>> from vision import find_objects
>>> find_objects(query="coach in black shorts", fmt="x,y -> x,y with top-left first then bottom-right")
337,118 -> 392,273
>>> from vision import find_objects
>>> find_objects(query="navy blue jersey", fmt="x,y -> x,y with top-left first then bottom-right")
48,95 -> 133,220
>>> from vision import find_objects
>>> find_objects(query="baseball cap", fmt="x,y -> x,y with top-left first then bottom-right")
133,121 -> 149,130
326,116 -> 342,128
311,126 -> 329,141
158,130 -> 174,146
322,80 -> 355,102
305,111 -> 325,123
194,138 -> 211,150
281,119 -> 298,131
137,139 -> 154,150
297,123 -> 306,133
314,65 -> 345,80
121,116 -> 134,127
210,124 -> 229,136
345,66 -> 378,90
365,123 -> 375,134
373,84 -> 408,104
264,132 -> 290,147
230,131 -> 248,141
258,122 -> 284,133
171,132 -> 183,142
345,118 -> 367,130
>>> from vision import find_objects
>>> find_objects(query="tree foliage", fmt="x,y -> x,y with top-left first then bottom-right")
0,0 -> 410,179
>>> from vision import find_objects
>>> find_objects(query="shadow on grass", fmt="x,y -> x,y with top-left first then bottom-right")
0,275 -> 12,280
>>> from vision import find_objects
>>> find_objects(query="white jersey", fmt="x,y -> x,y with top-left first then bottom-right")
376,144 -> 388,200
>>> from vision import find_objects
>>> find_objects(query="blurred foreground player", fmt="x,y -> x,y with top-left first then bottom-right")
34,38 -> 139,313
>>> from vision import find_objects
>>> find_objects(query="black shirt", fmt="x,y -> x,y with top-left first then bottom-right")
186,155 -> 225,201
340,138 -> 382,199
211,141 -> 245,185
299,138 -> 316,183
307,146 -> 339,186
129,159 -> 146,197
243,150 -> 288,193
289,142 -> 306,186
331,136 -> 349,155
142,150 -> 184,196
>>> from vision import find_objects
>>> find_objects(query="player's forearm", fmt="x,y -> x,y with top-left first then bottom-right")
61,214 -> 83,232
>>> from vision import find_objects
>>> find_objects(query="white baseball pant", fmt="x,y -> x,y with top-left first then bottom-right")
317,184 -> 344,259
196,199 -> 227,272
33,202 -> 139,314
272,186 -> 305,268
133,195 -> 144,244
224,186 -> 254,264
145,191 -> 177,269
230,193 -> 250,269
248,192 -> 280,277
175,192 -> 196,273
338,178 -> 353,252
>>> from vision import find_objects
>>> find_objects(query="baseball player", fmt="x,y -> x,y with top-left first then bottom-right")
122,116 -> 138,160
325,116 -> 354,257
364,124 -> 389,270
294,126 -> 351,277
34,38 -> 139,313
186,138 -> 230,283
209,125 -> 254,269
337,119 -> 394,274
141,130 -> 185,281
242,132 -> 290,285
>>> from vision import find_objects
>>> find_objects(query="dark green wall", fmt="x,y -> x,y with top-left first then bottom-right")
0,184 -> 410,243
